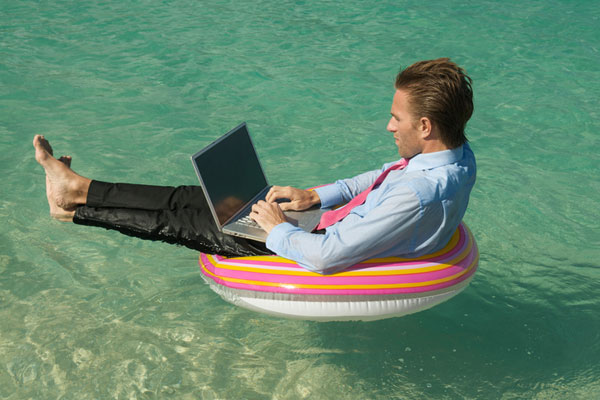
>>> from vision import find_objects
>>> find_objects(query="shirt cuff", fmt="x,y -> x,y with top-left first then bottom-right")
314,184 -> 344,209
266,222 -> 301,253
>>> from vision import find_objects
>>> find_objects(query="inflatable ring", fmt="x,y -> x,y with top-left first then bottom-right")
198,223 -> 478,321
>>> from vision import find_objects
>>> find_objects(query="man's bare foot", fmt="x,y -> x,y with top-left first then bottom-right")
46,156 -> 75,221
33,135 -> 91,221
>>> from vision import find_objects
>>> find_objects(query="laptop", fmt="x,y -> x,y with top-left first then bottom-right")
191,122 -> 325,242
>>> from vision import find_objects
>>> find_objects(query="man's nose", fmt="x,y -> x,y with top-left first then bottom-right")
386,117 -> 395,132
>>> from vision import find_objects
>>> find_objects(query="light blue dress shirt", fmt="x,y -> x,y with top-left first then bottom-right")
266,144 -> 476,274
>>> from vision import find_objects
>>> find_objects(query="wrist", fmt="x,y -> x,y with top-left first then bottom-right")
265,221 -> 284,234
310,190 -> 321,206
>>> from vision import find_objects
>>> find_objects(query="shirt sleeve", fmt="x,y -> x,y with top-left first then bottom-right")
313,163 -> 395,208
266,185 -> 422,274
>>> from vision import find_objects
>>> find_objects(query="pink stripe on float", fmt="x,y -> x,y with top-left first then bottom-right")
199,241 -> 478,295
207,261 -> 467,285
198,224 -> 478,295
201,231 -> 470,285
202,261 -> 477,296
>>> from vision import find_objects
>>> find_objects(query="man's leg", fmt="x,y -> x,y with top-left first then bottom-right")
85,181 -> 207,211
74,183 -> 270,257
33,135 -> 270,257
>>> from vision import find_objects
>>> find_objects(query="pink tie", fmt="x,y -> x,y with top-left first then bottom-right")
316,158 -> 410,230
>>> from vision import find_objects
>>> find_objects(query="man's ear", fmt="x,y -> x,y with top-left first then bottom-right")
418,117 -> 433,138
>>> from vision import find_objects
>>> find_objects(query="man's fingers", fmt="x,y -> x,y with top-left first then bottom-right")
249,200 -> 287,233
252,200 -> 282,214
251,201 -> 262,215
265,187 -> 277,203
252,200 -> 267,211
265,187 -> 276,202
266,186 -> 290,203
278,201 -> 294,211
250,201 -> 266,222
265,186 -> 318,211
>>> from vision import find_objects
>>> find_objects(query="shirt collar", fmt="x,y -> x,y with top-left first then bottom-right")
404,144 -> 464,172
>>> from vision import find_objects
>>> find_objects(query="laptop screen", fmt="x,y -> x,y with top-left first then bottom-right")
192,123 -> 268,226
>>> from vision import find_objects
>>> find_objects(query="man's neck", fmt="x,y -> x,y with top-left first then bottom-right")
420,139 -> 452,154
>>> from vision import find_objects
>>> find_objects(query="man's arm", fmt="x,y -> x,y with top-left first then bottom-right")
250,163 -> 390,234
264,185 -> 424,274
265,162 -> 395,212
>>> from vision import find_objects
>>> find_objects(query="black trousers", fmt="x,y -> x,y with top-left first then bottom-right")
73,181 -> 271,257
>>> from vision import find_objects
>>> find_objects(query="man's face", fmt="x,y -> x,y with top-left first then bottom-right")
386,89 -> 424,159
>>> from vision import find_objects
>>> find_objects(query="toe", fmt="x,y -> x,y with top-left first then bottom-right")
58,156 -> 72,167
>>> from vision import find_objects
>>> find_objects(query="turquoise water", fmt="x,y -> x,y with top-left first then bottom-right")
1,0 -> 599,398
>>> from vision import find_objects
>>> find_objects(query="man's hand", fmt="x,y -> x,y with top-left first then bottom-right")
265,186 -> 321,211
250,200 -> 287,234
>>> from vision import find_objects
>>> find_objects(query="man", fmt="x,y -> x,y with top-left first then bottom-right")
33,58 -> 476,274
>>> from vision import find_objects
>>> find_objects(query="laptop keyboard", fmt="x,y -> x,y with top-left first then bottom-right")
236,215 -> 262,229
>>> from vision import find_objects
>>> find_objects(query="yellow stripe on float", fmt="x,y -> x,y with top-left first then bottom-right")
205,234 -> 472,278
200,246 -> 478,291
